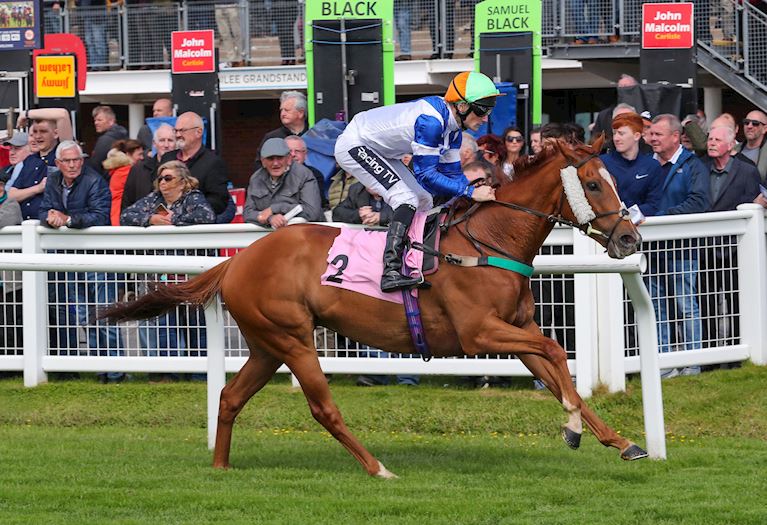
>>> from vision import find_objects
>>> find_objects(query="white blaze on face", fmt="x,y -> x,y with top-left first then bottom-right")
560,166 -> 596,224
599,166 -> 630,217
598,167 -> 618,195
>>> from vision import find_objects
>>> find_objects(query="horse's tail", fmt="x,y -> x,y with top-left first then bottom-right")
100,259 -> 232,323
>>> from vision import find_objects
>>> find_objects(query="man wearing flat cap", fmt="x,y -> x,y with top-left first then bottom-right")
3,132 -> 48,220
243,137 -> 324,229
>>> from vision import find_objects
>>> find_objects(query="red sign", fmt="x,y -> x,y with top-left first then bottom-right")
642,3 -> 694,49
171,30 -> 215,74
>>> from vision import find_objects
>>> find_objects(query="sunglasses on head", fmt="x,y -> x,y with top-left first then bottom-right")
505,136 -> 524,143
743,119 -> 766,127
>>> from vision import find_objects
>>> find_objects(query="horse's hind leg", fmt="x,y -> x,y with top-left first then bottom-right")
213,346 -> 283,469
287,351 -> 397,478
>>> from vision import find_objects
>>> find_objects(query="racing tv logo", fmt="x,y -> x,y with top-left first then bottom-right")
351,146 -> 400,189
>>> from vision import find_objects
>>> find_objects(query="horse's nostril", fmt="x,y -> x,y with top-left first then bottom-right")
621,234 -> 639,248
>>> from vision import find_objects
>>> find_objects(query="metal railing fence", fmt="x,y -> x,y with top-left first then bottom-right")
63,4 -> 123,70
123,3 -> 182,68
560,0 -> 615,40
696,0 -> 743,74
619,0 -> 674,37
744,1 -> 767,93
36,0 -> 764,75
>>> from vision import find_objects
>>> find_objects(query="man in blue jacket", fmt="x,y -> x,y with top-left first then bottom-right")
648,114 -> 710,378
39,141 -> 124,383
599,112 -> 664,218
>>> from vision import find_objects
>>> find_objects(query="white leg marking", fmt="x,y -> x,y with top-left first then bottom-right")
375,461 -> 399,479
562,397 -> 583,434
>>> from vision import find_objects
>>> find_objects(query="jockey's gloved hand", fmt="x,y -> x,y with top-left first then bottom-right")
471,185 -> 496,202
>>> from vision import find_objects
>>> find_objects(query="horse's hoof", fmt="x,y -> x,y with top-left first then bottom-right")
562,426 -> 581,450
374,461 -> 399,479
212,462 -> 231,470
620,444 -> 649,461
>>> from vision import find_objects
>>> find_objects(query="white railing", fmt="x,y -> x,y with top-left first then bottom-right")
0,208 -> 764,387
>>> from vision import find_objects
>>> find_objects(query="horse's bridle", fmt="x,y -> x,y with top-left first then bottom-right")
443,152 -> 630,261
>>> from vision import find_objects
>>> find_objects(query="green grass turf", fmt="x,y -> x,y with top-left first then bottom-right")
0,366 -> 766,524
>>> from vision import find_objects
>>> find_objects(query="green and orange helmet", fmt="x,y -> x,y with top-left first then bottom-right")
444,71 -> 502,117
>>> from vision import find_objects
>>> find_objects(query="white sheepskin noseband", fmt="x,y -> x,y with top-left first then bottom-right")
560,166 -> 596,225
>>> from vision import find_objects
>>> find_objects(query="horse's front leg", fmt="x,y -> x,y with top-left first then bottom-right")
459,316 -> 584,442
515,323 -> 645,458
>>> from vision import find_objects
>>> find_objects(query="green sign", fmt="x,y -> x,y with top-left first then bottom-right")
474,0 -> 542,124
304,0 -> 395,126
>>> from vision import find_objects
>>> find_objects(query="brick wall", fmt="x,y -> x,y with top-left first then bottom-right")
219,99 -> 281,188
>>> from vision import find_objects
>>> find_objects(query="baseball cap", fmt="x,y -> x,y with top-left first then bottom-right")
640,110 -> 653,124
3,132 -> 28,147
260,137 -> 290,158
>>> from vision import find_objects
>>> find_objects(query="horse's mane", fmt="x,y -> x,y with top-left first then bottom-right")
508,144 -> 558,182
503,139 -> 595,186
447,139 -> 597,216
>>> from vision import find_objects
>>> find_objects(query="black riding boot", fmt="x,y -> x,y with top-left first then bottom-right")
380,205 -> 423,293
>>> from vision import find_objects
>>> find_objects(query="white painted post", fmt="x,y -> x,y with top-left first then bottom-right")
596,272 -> 627,393
621,272 -> 666,460
21,221 -> 47,387
572,232 -> 598,398
205,298 -> 227,450
737,204 -> 767,364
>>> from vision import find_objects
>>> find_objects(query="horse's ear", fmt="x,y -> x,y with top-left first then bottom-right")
591,133 -> 606,153
553,137 -> 578,163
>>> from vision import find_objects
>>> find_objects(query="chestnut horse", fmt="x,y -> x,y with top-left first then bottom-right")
103,137 -> 647,478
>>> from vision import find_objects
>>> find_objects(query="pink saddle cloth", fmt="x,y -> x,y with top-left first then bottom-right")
321,212 -> 427,304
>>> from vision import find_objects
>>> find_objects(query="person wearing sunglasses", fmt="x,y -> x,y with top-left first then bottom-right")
737,110 -> 767,181
335,71 -> 499,292
158,112 -> 233,223
502,126 -> 525,177
120,160 -> 215,227
476,134 -> 506,184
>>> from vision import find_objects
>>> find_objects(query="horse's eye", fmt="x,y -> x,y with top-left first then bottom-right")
586,181 -> 600,192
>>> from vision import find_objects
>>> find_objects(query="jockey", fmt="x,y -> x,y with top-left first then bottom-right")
334,71 -> 499,292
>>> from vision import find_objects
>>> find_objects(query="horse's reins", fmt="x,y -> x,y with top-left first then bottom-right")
439,152 -> 629,264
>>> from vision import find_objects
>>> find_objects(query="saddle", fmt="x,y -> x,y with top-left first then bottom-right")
415,209 -> 444,275
320,210 -> 442,305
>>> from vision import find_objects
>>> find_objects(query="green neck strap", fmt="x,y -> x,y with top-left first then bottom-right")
444,253 -> 534,278
485,256 -> 535,277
